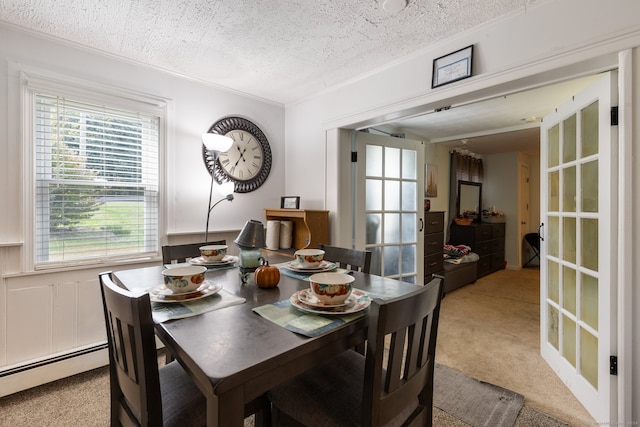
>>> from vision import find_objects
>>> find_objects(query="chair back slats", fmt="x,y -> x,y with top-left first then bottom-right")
161,239 -> 226,264
363,276 -> 443,427
100,271 -> 163,426
319,244 -> 372,273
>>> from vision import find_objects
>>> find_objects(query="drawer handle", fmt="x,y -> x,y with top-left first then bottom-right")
430,221 -> 439,225
428,242 -> 438,246
429,262 -> 438,267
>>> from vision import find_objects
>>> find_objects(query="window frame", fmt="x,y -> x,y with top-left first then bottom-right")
21,69 -> 168,271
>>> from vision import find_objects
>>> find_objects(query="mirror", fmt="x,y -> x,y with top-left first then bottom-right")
457,180 -> 482,222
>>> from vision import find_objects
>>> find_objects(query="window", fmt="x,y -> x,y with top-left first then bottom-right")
28,78 -> 161,268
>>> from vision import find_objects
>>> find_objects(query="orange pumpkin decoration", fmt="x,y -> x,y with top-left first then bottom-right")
254,259 -> 280,288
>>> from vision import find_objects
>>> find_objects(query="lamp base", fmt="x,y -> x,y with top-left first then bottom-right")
239,266 -> 258,284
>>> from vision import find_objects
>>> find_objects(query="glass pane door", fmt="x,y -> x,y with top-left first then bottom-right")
355,131 -> 424,283
540,72 -> 616,422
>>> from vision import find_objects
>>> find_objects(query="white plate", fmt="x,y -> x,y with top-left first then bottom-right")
297,288 -> 349,308
189,255 -> 237,266
150,280 -> 222,303
284,260 -> 337,273
289,289 -> 370,315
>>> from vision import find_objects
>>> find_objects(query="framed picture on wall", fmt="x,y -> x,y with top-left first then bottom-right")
426,164 -> 438,197
432,45 -> 474,88
281,196 -> 300,209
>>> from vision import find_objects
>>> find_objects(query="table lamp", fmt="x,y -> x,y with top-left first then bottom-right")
234,219 -> 266,282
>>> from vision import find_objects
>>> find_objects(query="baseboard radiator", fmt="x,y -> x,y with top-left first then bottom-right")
0,344 -> 109,398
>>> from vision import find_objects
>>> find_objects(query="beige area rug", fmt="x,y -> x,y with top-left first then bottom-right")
434,363 -> 524,427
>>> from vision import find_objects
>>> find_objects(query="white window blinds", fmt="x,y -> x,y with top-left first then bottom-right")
34,93 -> 159,266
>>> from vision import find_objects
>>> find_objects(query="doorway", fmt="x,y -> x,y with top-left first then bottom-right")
340,72 -> 624,422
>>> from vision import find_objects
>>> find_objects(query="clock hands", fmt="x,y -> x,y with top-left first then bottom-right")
234,145 -> 248,167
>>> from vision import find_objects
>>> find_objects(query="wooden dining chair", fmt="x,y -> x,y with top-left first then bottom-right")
268,275 -> 444,427
319,244 -> 372,273
100,271 -> 271,427
99,271 -> 206,426
161,239 -> 226,264
161,240 -> 224,363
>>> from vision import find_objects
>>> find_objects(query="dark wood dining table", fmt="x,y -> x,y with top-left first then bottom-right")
113,256 -> 422,427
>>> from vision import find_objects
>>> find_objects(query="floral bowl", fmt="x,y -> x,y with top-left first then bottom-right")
294,248 -> 325,269
199,244 -> 228,261
309,272 -> 354,305
161,266 -> 207,294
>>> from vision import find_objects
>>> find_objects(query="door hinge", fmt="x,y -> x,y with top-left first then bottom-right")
610,355 -> 618,375
611,106 -> 618,126
351,152 -> 357,162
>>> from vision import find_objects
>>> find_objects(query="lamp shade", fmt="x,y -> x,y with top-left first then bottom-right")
234,220 -> 266,249
202,133 -> 233,152
216,181 -> 235,197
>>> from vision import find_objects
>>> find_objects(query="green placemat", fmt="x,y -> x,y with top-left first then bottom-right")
253,298 -> 366,337
152,289 -> 245,323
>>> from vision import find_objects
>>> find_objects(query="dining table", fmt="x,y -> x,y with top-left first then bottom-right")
113,254 -> 422,427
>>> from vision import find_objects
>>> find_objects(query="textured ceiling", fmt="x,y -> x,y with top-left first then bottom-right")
0,0 -> 538,105
2,0 -> 596,156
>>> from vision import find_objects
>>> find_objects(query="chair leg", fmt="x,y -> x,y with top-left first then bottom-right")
164,348 -> 174,364
523,252 -> 539,267
353,342 -> 366,355
247,395 -> 271,427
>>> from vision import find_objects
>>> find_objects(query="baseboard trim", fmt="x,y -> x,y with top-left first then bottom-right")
0,347 -> 109,398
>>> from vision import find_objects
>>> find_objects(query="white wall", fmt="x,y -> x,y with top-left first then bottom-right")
422,142 -> 451,216
0,24 -> 285,393
284,0 -> 640,423
483,152 -> 518,268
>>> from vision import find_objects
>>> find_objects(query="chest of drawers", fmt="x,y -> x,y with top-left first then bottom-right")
423,211 -> 445,279
449,222 -> 505,278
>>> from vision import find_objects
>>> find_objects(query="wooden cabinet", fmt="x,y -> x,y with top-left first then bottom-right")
264,209 -> 329,257
423,211 -> 445,280
449,222 -> 505,278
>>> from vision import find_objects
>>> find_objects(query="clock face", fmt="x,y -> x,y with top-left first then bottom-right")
202,117 -> 272,193
218,130 -> 264,181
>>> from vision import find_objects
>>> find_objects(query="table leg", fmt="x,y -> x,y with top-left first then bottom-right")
207,388 -> 245,427
206,395 -> 220,427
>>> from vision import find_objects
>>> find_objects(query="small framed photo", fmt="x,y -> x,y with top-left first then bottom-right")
280,196 -> 300,209
432,45 -> 474,88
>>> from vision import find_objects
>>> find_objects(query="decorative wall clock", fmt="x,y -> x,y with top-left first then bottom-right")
202,117 -> 272,193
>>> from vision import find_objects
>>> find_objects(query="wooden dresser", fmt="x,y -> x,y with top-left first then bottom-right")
449,222 -> 505,278
423,211 -> 445,281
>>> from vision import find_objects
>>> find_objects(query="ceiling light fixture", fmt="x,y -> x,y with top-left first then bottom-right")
521,116 -> 540,123
383,0 -> 408,13
453,138 -> 481,159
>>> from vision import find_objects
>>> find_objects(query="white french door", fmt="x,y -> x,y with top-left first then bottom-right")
540,71 -> 617,422
353,131 -> 424,284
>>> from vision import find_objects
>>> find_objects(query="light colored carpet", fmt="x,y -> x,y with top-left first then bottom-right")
0,361 -> 571,427
435,267 -> 595,426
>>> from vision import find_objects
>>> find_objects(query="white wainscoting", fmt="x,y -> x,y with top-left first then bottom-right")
0,261 -> 159,396
3,272 -> 106,367
0,231 -> 237,396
